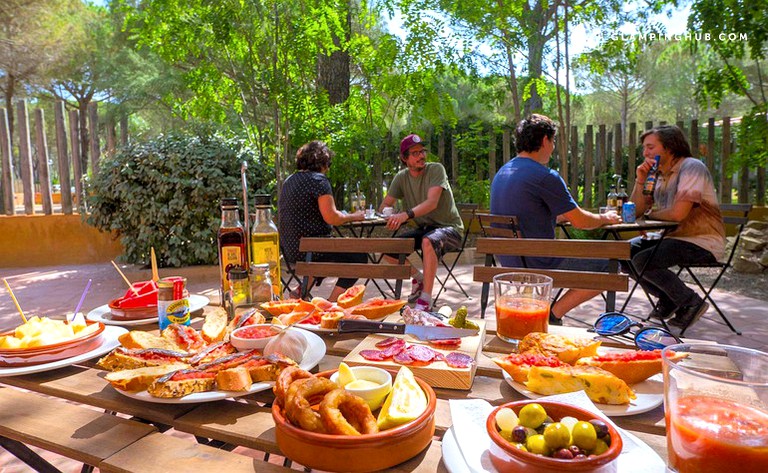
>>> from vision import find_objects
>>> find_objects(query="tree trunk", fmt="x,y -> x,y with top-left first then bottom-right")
525,37 -> 545,115
317,3 -> 350,105
4,74 -> 15,149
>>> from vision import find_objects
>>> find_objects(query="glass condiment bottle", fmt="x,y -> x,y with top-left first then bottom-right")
227,267 -> 250,313
157,277 -> 190,330
249,263 -> 273,305
617,185 -> 629,207
218,198 -> 248,306
643,155 -> 661,196
607,185 -> 618,209
250,194 -> 282,298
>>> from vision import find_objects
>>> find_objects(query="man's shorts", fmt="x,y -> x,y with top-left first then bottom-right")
394,226 -> 463,260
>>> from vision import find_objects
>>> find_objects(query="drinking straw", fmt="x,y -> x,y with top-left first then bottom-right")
111,261 -> 140,297
2,278 -> 27,324
71,278 -> 92,321
150,247 -> 160,282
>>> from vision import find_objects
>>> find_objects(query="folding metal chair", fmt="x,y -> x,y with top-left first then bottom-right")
675,203 -> 752,336
432,203 -> 479,305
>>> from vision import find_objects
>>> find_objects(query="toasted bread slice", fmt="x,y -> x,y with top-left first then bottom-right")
119,330 -> 182,351
202,306 -> 228,343
105,363 -> 189,392
97,347 -> 189,371
147,369 -> 216,398
576,349 -> 687,385
161,324 -> 206,353
526,365 -> 636,405
216,366 -> 253,391
518,332 -> 601,364
492,353 -> 567,383
319,311 -> 345,329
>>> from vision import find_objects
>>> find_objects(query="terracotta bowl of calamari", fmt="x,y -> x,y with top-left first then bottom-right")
272,368 -> 436,472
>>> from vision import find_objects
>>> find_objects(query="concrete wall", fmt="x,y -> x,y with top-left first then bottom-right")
0,215 -> 123,267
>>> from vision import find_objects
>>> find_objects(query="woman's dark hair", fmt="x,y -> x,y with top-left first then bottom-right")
296,141 -> 333,172
515,114 -> 558,153
640,125 -> 692,158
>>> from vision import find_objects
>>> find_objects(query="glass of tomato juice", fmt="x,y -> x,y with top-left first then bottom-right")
662,344 -> 768,473
493,272 -> 552,346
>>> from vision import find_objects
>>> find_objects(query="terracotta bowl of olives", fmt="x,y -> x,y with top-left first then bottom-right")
486,400 -> 623,473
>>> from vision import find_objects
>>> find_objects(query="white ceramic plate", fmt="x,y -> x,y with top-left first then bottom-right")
441,425 -> 665,473
501,370 -> 663,417
86,294 -> 210,326
0,326 -> 128,377
113,327 -> 325,404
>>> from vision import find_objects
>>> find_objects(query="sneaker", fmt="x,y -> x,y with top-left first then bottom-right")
648,298 -> 677,320
669,300 -> 709,328
414,298 -> 432,311
549,311 -> 563,326
408,278 -> 424,303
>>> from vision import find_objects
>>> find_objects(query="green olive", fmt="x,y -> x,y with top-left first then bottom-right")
543,422 -> 571,449
592,439 -> 609,455
571,421 -> 598,450
518,403 -> 548,429
526,434 -> 550,455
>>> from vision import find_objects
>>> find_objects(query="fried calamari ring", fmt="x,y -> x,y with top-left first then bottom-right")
273,366 -> 312,406
319,388 -> 379,436
284,377 -> 337,433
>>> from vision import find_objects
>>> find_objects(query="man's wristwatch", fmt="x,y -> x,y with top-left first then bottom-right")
406,209 -> 415,220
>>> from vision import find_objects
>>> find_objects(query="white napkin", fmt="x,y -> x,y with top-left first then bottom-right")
448,391 -> 663,473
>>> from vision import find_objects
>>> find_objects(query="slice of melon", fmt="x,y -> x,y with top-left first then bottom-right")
336,284 -> 366,308
350,298 -> 408,319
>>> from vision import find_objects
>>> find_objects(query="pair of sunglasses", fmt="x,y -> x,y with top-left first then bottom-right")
592,312 -> 681,350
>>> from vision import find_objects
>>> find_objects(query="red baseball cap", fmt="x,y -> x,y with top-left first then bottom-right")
400,134 -> 425,157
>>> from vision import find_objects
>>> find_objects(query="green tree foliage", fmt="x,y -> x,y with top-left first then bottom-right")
87,131 -> 272,267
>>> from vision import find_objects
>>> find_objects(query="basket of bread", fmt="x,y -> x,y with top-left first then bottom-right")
0,315 -> 105,366
272,363 -> 436,472
492,332 -> 686,408
96,308 -> 321,401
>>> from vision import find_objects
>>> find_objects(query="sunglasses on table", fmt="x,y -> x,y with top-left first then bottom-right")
592,312 -> 681,350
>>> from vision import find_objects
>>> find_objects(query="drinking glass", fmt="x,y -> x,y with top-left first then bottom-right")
493,272 -> 552,346
662,344 -> 768,473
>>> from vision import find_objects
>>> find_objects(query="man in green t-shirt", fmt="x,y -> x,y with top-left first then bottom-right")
379,134 -> 464,311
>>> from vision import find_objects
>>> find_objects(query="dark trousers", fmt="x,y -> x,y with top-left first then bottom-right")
623,237 -> 717,307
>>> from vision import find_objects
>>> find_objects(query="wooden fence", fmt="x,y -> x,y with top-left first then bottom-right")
0,100 -> 128,216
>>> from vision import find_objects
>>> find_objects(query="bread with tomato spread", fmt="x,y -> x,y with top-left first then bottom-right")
492,353 -> 567,383
518,332 -> 601,364
105,363 -> 189,392
147,368 -> 217,398
161,324 -> 206,353
576,349 -> 687,385
118,330 -> 182,351
96,347 -> 190,371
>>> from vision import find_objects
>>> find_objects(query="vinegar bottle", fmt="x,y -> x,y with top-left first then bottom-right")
218,198 -> 248,306
250,194 -> 282,298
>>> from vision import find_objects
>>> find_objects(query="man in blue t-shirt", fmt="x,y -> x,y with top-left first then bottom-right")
490,114 -> 621,324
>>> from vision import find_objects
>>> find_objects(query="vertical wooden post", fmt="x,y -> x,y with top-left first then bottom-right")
597,125 -> 606,206
706,117 -> 716,174
645,121 -> 653,131
676,120 -> 686,139
0,108 -> 15,215
16,101 -> 34,214
120,115 -> 129,146
757,166 -> 766,206
106,116 -> 116,155
88,102 -> 100,176
659,121 -> 667,126
584,125 -> 594,208
690,119 -> 699,158
69,109 -> 84,211
628,122 -> 637,189
437,131 -> 445,167
570,125 -> 579,199
720,117 -> 731,203
489,131 -> 497,186
739,163 -> 750,203
502,128 -> 511,164
613,123 -> 622,177
34,109 -> 54,214
451,133 -> 458,185
54,101 -> 72,214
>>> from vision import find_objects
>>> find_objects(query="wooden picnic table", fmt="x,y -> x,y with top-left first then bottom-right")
0,306 -> 676,473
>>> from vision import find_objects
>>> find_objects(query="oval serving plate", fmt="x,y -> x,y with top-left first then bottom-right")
0,320 -> 106,367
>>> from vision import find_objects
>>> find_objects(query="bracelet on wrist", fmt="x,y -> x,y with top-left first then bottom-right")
406,209 -> 415,220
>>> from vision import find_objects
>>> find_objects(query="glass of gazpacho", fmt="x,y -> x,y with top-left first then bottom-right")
662,344 -> 768,473
493,272 -> 552,346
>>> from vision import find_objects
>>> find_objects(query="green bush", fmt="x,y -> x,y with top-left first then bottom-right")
87,132 -> 273,267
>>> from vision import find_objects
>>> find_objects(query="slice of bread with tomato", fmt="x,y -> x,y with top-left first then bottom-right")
576,349 -> 687,385
492,353 -> 568,383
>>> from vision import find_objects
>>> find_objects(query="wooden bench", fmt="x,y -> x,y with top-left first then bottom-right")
473,238 -> 631,318
296,237 -> 414,298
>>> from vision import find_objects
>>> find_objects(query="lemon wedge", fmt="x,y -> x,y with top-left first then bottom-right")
377,366 -> 427,430
337,362 -> 356,387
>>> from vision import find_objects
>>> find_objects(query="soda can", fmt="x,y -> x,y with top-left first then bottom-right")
622,202 -> 637,223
